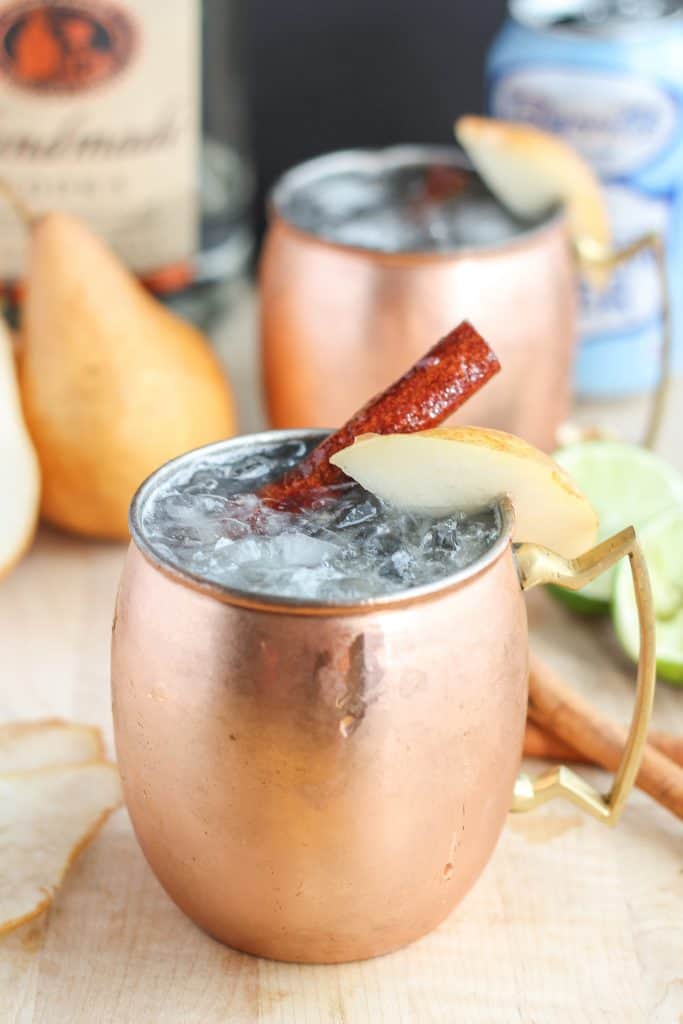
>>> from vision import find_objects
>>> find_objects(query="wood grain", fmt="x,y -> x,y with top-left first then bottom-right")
1,289 -> 681,1022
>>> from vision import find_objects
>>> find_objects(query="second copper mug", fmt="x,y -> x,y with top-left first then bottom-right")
261,146 -> 669,451
111,430 -> 656,964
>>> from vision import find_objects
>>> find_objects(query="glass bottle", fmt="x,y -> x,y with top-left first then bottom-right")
0,0 -> 253,328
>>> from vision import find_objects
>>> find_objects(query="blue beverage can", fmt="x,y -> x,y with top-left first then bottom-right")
486,0 -> 683,396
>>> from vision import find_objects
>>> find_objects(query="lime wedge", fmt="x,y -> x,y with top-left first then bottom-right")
613,508 -> 683,684
551,442 -> 683,614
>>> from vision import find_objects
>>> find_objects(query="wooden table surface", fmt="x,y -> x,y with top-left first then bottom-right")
1,290 -> 682,1023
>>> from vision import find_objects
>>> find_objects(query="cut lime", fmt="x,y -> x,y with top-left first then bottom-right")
546,583 -> 611,615
613,507 -> 683,685
550,442 -> 683,614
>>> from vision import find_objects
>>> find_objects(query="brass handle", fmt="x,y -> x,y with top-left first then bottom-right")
575,233 -> 671,450
512,527 -> 656,825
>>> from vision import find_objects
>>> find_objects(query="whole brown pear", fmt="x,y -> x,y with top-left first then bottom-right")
19,212 -> 236,539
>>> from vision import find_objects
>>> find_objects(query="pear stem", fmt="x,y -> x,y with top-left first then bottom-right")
0,178 -> 38,229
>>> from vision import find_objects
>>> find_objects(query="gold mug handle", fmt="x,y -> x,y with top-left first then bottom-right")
512,526 -> 657,825
575,233 -> 671,450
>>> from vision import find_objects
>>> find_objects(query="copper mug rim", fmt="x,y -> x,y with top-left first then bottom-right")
266,143 -> 567,265
129,428 -> 516,618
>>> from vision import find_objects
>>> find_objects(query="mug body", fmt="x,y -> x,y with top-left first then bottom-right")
260,146 -> 577,452
111,433 -> 529,963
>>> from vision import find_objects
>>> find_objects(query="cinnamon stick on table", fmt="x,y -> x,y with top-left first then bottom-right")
528,652 -> 683,821
523,719 -> 683,768
259,321 -> 500,507
523,720 -> 589,763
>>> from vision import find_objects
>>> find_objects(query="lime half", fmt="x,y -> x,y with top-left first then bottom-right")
551,442 -> 683,614
613,507 -> 683,684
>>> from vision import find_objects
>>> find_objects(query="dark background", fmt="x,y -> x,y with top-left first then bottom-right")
244,0 -> 508,226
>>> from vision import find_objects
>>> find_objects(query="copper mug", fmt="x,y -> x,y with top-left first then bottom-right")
111,430 -> 656,964
260,146 -> 670,451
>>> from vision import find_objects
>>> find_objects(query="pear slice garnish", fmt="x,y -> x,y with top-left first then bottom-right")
455,115 -> 610,261
330,426 -> 598,559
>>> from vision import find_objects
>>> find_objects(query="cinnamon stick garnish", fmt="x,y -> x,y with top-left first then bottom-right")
528,652 -> 683,820
259,321 -> 499,507
523,719 -> 683,768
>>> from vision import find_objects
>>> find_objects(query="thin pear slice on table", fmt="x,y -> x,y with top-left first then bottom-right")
0,315 -> 40,578
455,115 -> 610,283
330,427 -> 598,559
0,720 -> 105,774
0,762 -> 122,935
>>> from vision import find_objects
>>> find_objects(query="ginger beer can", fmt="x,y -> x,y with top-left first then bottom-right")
487,1 -> 683,395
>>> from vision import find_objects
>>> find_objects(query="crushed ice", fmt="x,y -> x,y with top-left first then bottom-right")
281,163 -> 531,253
140,439 -> 501,601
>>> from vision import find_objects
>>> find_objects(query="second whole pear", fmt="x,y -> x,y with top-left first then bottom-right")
19,211 -> 236,539
0,316 -> 40,575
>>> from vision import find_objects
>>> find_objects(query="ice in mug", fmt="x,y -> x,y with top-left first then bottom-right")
138,435 -> 501,602
276,154 -> 540,254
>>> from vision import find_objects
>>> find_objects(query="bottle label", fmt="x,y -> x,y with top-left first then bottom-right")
0,0 -> 199,276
